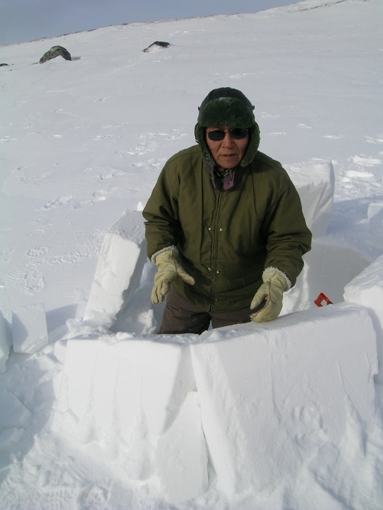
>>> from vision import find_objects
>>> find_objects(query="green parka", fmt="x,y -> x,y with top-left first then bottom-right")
143,145 -> 312,313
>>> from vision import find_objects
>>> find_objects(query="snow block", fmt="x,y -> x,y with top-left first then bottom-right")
0,310 -> 12,373
56,336 -> 197,481
12,303 -> 48,354
344,254 -> 383,385
191,303 -> 378,497
156,391 -> 208,504
286,160 -> 335,238
84,210 -> 146,321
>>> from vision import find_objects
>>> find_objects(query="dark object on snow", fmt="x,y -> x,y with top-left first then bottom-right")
39,46 -> 72,64
0,63 -> 9,67
143,41 -> 170,53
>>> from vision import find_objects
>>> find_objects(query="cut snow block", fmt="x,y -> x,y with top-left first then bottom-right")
344,254 -> 383,385
0,310 -> 12,373
12,303 -> 48,354
191,303 -> 378,497
286,160 -> 335,238
84,210 -> 146,320
156,391 -> 208,505
58,336 -> 196,479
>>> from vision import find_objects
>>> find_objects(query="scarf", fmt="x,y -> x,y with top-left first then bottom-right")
204,162 -> 239,191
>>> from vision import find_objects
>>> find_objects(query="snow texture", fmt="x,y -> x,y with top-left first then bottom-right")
156,392 -> 208,504
0,311 -> 12,373
344,254 -> 383,385
12,303 -> 49,354
1,0 -> 383,508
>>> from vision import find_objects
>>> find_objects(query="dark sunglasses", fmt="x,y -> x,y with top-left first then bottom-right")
207,128 -> 249,141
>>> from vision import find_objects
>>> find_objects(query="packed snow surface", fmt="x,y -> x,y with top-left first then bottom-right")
1,0 -> 383,508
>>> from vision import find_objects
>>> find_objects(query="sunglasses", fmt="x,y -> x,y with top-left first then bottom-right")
207,128 -> 249,141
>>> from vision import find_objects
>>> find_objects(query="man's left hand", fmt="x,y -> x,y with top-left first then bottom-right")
250,270 -> 289,323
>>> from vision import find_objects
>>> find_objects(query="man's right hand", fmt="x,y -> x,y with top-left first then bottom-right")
151,249 -> 195,304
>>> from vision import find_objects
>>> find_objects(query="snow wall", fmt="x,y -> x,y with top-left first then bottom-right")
4,159 -> 383,505
54,303 -> 379,505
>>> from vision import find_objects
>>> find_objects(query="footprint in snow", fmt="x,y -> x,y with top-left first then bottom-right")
39,196 -> 72,210
0,246 -> 15,266
26,247 -> 49,258
3,270 -> 45,295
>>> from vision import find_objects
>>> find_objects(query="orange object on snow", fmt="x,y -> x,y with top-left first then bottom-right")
314,293 -> 333,307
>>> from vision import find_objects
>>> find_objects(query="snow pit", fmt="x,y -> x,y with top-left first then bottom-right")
12,303 -> 49,354
83,210 -> 147,321
85,160 -> 337,327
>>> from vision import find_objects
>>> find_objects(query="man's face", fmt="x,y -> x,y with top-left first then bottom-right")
205,126 -> 249,171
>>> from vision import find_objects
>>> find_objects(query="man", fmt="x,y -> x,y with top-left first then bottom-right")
143,87 -> 312,334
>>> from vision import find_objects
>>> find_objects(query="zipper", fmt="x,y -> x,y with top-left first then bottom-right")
209,190 -> 222,312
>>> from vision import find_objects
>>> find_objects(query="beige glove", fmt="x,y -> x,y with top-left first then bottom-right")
250,269 -> 290,323
151,249 -> 195,304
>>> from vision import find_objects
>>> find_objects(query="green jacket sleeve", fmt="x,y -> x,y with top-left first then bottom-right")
142,162 -> 181,259
262,171 -> 312,286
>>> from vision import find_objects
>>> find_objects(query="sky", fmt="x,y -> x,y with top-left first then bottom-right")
0,0 -> 300,46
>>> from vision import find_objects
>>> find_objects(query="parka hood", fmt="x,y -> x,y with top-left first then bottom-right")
194,87 -> 260,169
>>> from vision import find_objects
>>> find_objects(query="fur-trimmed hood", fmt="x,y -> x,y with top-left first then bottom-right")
194,87 -> 260,168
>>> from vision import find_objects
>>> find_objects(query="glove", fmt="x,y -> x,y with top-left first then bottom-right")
250,269 -> 289,323
151,249 -> 195,304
